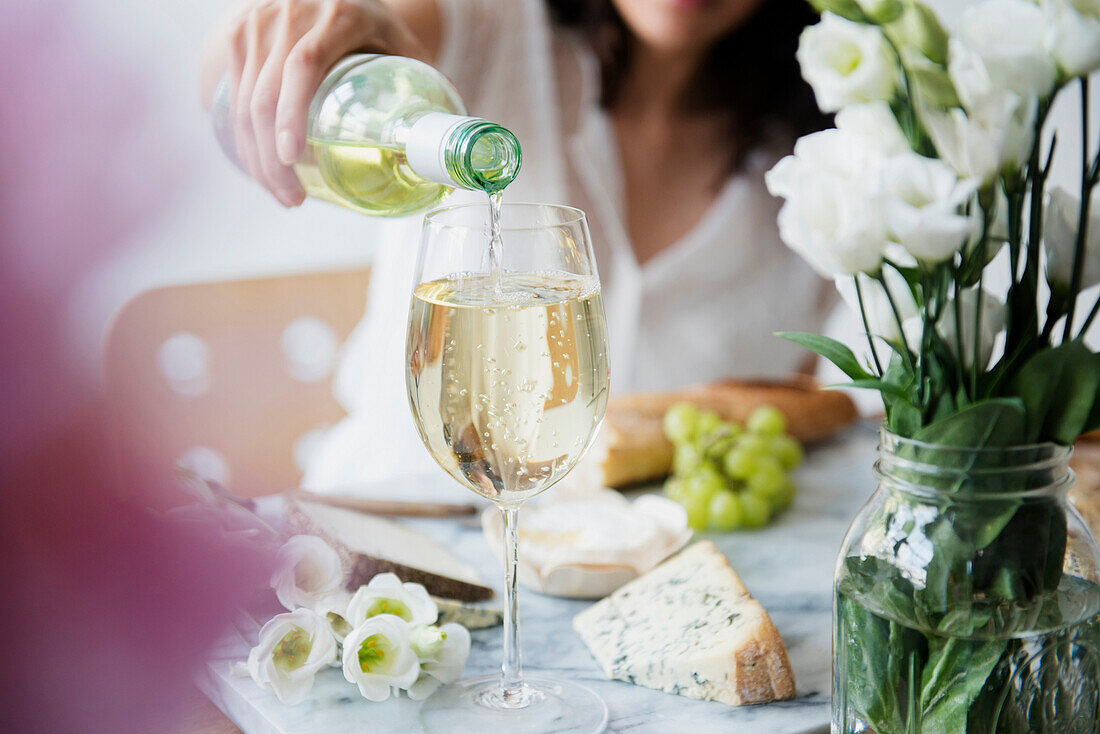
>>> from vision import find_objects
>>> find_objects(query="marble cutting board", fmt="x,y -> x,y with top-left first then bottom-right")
199,426 -> 879,734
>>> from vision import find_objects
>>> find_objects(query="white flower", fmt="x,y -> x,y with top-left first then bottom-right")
342,614 -> 420,701
922,96 -> 1037,183
955,1 -> 1058,100
247,609 -> 337,705
312,591 -> 353,644
1042,0 -> 1100,77
766,104 -> 909,277
834,102 -> 911,158
345,573 -> 438,627
938,288 -> 1007,369
881,153 -> 980,263
797,12 -> 898,112
1044,186 -> 1100,293
836,268 -> 921,349
407,623 -> 472,700
772,172 -> 888,277
271,535 -> 345,612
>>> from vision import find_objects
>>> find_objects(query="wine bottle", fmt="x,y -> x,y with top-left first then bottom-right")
211,54 -> 522,216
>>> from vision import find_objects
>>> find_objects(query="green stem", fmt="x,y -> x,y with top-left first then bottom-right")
881,264 -> 917,376
1024,103 -> 1051,340
952,277 -> 968,401
1080,293 -> 1100,336
881,33 -> 932,155
854,276 -> 884,377
1064,77 -> 1094,341
972,274 -> 984,389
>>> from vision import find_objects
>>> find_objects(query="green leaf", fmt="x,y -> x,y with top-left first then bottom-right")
776,332 -> 873,381
914,398 -> 1027,449
920,629 -> 1006,732
1005,340 -> 1100,444
835,378 -> 913,401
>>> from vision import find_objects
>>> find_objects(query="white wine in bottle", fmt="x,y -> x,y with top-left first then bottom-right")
211,55 -> 521,216
406,272 -> 610,504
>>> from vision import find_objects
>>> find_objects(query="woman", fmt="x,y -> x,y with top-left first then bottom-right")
201,0 -> 833,489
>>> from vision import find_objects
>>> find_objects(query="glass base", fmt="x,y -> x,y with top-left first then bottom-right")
418,675 -> 608,734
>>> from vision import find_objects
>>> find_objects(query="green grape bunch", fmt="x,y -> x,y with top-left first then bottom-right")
662,403 -> 803,531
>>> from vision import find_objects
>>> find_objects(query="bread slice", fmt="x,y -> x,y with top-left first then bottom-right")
285,499 -> 492,601
574,541 -> 795,705
593,376 -> 857,487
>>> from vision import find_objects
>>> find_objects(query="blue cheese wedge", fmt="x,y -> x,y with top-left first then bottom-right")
573,541 -> 795,705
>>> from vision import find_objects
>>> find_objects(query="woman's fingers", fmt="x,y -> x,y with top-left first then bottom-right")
274,1 -> 369,166
251,26 -> 305,205
233,7 -> 270,187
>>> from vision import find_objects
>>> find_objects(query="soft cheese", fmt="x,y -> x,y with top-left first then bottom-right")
573,541 -> 795,705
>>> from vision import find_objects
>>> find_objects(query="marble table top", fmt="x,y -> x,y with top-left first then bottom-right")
199,424 -> 880,734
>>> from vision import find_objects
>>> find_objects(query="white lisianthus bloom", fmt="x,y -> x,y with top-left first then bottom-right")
797,12 -> 898,112
836,268 -> 921,349
881,153 -> 980,263
346,573 -> 438,627
922,96 -> 1037,184
771,171 -> 888,277
766,103 -> 908,277
271,535 -> 345,612
834,102 -> 911,157
312,591 -> 353,646
342,614 -> 421,701
954,0 -> 1058,100
247,609 -> 338,705
407,623 -> 472,700
1042,0 -> 1100,77
1044,186 -> 1100,293
938,288 -> 1007,369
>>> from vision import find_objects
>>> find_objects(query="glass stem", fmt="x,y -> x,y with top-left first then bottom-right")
500,506 -> 525,705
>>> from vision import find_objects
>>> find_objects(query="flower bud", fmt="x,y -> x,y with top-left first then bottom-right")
861,0 -> 903,24
410,625 -> 448,659
808,0 -> 867,22
893,1 -> 948,65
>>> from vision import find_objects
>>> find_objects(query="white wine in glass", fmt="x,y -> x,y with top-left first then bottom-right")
406,203 -> 610,733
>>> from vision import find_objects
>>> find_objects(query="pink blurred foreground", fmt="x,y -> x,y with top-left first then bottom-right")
0,4 -> 272,732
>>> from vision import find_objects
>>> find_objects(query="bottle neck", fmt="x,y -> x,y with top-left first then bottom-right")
406,113 -> 521,193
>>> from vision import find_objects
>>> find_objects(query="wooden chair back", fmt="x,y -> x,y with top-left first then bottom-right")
104,268 -> 370,497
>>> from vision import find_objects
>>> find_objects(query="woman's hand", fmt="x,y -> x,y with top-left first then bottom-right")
201,0 -> 430,207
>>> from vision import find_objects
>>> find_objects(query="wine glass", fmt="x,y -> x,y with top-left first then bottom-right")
406,203 -> 610,733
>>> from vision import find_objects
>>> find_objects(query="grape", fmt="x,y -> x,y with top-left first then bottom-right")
705,433 -> 737,461
673,443 -> 703,474
747,456 -> 786,500
663,402 -> 699,443
682,493 -> 710,530
775,478 -> 796,509
741,493 -> 771,528
737,433 -> 770,458
664,477 -> 688,503
723,447 -> 757,480
747,406 -> 787,437
770,435 -> 804,469
696,410 -> 722,439
687,465 -> 724,503
710,491 -> 744,530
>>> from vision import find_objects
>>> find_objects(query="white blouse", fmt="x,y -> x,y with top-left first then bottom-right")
302,0 -> 833,490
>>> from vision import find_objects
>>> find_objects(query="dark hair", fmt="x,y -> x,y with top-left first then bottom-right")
545,0 -> 831,172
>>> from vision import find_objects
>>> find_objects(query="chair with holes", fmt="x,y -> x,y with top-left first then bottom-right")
103,268 -> 371,498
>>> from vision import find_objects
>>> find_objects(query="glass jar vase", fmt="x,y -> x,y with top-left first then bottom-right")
833,430 -> 1100,733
